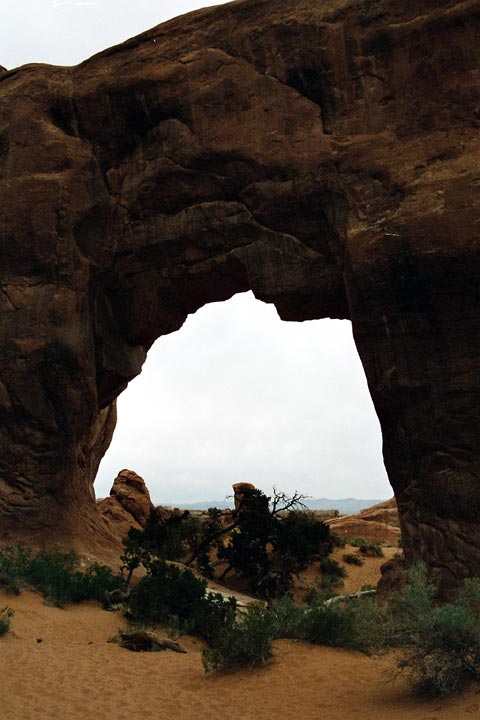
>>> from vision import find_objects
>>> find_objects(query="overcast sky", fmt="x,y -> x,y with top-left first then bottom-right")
3,1 -> 392,505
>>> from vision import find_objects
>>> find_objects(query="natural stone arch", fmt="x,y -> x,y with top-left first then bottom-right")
0,0 -> 479,592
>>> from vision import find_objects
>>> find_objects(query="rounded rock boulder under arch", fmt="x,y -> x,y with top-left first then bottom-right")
0,0 -> 479,593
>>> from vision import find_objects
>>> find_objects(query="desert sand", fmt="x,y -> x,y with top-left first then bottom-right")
2,549 -> 480,720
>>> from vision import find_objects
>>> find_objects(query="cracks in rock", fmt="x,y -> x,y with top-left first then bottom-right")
206,43 -> 332,134
405,510 -> 480,556
66,44 -> 341,263
118,192 -> 331,277
111,199 -> 273,276
0,286 -> 17,311
352,70 -> 388,84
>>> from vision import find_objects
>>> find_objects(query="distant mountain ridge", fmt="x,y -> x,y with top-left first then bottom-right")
166,497 -> 387,515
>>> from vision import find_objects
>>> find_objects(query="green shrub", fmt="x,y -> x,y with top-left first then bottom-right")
123,509 -> 201,574
388,567 -> 480,696
128,560 -> 208,626
319,557 -> 346,591
202,604 -> 275,672
345,562 -> 480,696
359,543 -> 384,558
191,508 -> 225,579
276,592 -> 372,650
345,595 -> 393,654
320,557 -> 346,577
201,559 -> 480,691
386,562 -> 436,644
303,602 -> 359,648
345,537 -> 367,548
331,534 -> 346,548
25,549 -> 93,605
270,592 -> 379,653
270,594 -> 309,639
76,562 -> 125,603
345,537 -> 384,556
343,554 -> 364,566
0,545 -> 31,595
193,591 -> 237,644
0,606 -> 13,636
127,560 -> 237,641
396,601 -> 480,697
200,563 -> 480,689
275,510 -> 332,567
0,545 -> 124,607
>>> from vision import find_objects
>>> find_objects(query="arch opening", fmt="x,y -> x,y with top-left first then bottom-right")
96,291 -> 391,507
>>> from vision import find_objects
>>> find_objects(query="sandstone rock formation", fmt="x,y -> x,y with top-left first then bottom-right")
232,482 -> 257,511
108,469 -> 154,526
328,498 -> 401,545
97,495 -> 142,540
97,468 -> 154,537
0,0 -> 479,591
358,498 -> 400,529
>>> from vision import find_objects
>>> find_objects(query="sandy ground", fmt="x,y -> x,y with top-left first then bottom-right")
293,543 -> 399,597
2,581 -> 480,720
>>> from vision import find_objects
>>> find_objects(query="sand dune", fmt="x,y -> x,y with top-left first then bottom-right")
1,588 -> 479,720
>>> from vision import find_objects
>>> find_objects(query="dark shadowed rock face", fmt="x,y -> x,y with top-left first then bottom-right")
0,0 -> 479,591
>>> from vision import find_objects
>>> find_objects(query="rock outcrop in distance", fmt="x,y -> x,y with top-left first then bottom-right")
97,469 -> 154,537
327,498 -> 401,546
0,0 -> 479,593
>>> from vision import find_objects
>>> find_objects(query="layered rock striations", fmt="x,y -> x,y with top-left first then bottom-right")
0,0 -> 479,589
328,498 -> 401,545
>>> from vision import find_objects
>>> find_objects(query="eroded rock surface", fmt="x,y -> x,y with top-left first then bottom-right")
0,0 -> 479,590
328,498 -> 401,545
108,469 -> 154,527
97,468 -> 154,537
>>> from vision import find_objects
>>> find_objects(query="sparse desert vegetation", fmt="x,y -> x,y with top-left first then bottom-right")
0,544 -> 124,607
122,487 -> 336,599
1,495 -> 480,699
0,605 -> 13,636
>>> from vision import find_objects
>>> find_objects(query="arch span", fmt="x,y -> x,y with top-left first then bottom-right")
0,0 -> 479,591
